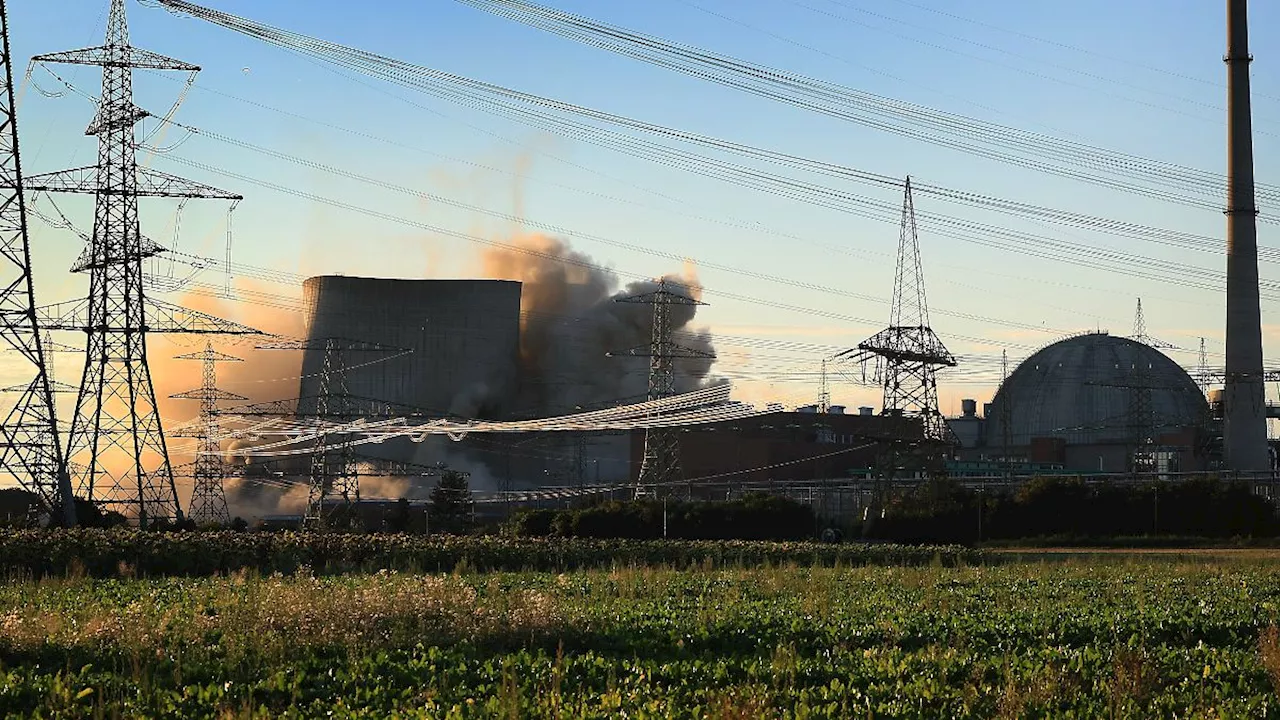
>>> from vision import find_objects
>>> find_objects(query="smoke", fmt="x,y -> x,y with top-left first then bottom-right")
145,280 -> 308,520
409,232 -> 720,486
159,233 -> 721,518
151,282 -> 307,424
476,233 -> 718,416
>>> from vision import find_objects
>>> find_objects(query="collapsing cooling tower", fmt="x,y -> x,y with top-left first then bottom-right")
297,276 -> 522,462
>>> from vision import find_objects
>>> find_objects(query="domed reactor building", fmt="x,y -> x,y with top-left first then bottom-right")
948,333 -> 1212,473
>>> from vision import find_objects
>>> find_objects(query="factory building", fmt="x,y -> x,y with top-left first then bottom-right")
948,332 -> 1211,473
289,278 -> 1228,491
628,408 -> 924,488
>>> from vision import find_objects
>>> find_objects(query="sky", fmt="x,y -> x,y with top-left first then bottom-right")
7,0 -> 1280,425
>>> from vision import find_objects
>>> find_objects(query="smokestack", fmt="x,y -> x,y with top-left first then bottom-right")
1224,0 -> 1269,472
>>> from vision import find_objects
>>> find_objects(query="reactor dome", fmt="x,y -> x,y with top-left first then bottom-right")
984,332 -> 1207,446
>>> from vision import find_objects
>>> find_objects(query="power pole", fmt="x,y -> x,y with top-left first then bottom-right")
0,0 -> 76,525
818,358 -> 830,414
170,343 -> 244,526
614,279 -> 714,499
215,387 -> 443,530
573,432 -> 587,491
838,178 -> 956,448
309,338 -> 357,528
1223,0 -> 1268,472
1001,349 -> 1012,480
25,0 -> 257,526
1130,299 -> 1155,473
1198,337 -> 1210,396
1128,299 -> 1176,473
254,336 -> 409,530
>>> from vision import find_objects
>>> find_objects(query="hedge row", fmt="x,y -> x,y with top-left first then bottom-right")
505,494 -> 817,540
0,530 -> 985,577
874,475 -> 1280,544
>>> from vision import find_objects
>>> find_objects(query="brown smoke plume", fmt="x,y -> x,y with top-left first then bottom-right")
145,280 -> 307,519
473,233 -> 718,417
405,233 -> 722,489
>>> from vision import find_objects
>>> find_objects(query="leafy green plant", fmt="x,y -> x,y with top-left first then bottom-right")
3,560 -> 1280,716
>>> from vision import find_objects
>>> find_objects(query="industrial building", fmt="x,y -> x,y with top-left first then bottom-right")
628,408 -> 925,489
948,332 -> 1211,473
289,276 -> 1233,493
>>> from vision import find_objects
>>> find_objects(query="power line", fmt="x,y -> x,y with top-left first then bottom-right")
443,0 -> 1280,210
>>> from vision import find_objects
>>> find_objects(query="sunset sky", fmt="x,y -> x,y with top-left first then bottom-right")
9,0 -> 1280,425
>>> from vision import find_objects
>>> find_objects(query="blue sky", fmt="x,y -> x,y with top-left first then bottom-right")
8,0 -> 1280,417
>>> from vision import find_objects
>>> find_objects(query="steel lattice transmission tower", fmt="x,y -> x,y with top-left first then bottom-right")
1128,298 -> 1175,472
839,178 -> 956,444
1130,298 -> 1156,468
817,358 -> 831,413
614,279 -> 714,498
1000,349 -> 1012,479
0,0 -> 76,525
255,336 -> 409,530
170,343 -> 244,526
24,0 -> 258,525
308,338 -> 357,528
1198,337 -> 1211,396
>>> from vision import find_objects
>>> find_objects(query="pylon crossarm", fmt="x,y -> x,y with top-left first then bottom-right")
610,340 -> 714,360
34,297 -> 263,335
616,291 -> 705,306
170,387 -> 247,402
68,235 -> 165,271
147,298 -> 263,334
255,336 -> 410,353
0,379 -> 75,394
174,347 -> 244,363
253,453 -> 446,477
32,45 -> 199,72
25,166 -> 241,199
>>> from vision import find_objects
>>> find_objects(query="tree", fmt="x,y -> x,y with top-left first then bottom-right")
0,488 -> 38,528
429,470 -> 474,534
386,498 -> 412,533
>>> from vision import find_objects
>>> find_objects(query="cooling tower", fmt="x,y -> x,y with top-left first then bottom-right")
298,276 -> 522,462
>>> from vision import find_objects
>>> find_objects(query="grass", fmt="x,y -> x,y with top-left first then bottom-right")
4,559 -> 1280,717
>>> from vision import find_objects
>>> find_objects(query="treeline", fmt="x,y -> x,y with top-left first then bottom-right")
871,475 -> 1280,544
505,493 -> 816,541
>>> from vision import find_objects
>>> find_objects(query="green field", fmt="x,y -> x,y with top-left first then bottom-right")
5,545 -> 1280,717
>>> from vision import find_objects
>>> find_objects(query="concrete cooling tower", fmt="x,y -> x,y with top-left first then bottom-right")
297,276 -> 522,464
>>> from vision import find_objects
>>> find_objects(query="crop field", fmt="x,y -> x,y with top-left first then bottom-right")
5,547 -> 1280,718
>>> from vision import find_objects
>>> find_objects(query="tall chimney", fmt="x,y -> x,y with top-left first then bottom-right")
1224,0 -> 1269,472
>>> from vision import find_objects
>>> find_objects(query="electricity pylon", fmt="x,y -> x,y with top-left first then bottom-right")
1000,349 -> 1012,479
614,279 -> 714,498
170,343 -> 244,526
0,0 -> 76,524
838,177 -> 956,445
817,358 -> 830,413
1128,298 -> 1174,472
1197,337 -> 1210,397
24,0 -> 259,526
255,336 -> 410,530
